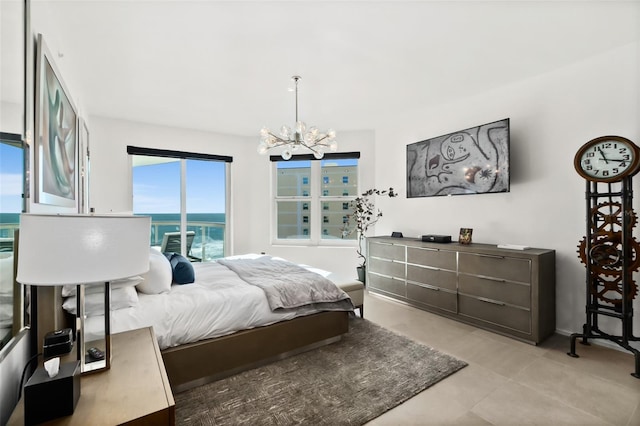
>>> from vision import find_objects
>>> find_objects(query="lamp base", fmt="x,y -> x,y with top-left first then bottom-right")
24,361 -> 81,425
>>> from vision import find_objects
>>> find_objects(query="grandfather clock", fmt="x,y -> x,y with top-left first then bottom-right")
569,135 -> 640,378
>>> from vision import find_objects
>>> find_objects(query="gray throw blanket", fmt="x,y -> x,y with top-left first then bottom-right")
217,257 -> 354,312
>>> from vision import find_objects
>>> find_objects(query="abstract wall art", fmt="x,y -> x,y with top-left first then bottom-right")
406,118 -> 510,198
35,33 -> 78,207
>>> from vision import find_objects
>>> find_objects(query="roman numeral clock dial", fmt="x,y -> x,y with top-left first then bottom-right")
574,136 -> 640,182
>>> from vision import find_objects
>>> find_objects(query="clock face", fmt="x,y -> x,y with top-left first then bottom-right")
575,136 -> 640,182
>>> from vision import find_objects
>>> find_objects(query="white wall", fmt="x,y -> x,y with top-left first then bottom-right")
0,101 -> 22,135
372,41 -> 640,345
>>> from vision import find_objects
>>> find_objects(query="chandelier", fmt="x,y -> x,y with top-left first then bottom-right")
258,75 -> 337,160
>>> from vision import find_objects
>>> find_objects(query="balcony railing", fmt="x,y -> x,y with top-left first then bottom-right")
150,221 -> 225,262
0,223 -> 18,252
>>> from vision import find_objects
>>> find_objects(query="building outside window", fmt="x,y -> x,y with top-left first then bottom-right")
273,154 -> 359,244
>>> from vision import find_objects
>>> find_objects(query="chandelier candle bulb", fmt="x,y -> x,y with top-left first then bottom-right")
258,75 -> 337,159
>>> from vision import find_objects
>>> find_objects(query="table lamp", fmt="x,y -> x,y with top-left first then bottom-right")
16,214 -> 151,374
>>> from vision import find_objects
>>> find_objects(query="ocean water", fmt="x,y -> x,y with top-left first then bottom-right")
0,212 -> 226,260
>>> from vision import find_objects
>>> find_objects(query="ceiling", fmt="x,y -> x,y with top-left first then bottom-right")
40,0 -> 639,137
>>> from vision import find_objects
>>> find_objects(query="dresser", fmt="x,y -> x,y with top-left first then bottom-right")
367,237 -> 556,344
8,327 -> 175,425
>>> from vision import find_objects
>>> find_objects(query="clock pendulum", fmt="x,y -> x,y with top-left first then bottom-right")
569,135 -> 640,378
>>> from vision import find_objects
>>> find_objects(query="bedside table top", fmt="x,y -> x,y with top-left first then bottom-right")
9,326 -> 175,425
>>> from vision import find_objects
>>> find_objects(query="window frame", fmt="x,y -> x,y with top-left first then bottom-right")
128,146 -> 232,259
271,152 -> 360,247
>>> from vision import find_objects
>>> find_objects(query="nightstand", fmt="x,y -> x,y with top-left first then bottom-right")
9,327 -> 175,425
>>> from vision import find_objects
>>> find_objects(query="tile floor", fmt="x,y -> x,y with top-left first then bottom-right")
362,291 -> 640,426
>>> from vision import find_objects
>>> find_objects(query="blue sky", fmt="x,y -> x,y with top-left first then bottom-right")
0,143 -> 23,213
277,158 -> 358,169
132,159 -> 226,214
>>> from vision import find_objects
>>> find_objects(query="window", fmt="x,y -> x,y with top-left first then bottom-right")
272,152 -> 359,244
128,146 -> 231,261
0,136 -> 24,351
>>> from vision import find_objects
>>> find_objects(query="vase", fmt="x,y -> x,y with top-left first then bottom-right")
357,266 -> 366,284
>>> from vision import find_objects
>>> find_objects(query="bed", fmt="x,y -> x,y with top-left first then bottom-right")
56,251 -> 353,391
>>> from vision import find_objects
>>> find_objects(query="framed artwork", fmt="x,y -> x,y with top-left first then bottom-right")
406,118 -> 510,198
78,118 -> 90,213
459,228 -> 473,245
34,33 -> 78,207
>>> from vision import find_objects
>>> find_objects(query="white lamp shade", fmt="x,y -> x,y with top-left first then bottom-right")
16,214 -> 151,286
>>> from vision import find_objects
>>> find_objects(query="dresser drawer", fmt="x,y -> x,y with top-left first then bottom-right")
407,247 -> 456,271
459,253 -> 531,283
368,273 -> 405,297
368,242 -> 405,261
369,257 -> 405,278
458,294 -> 531,334
407,264 -> 456,292
407,283 -> 457,313
458,274 -> 531,308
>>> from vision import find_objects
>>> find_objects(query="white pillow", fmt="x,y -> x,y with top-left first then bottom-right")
62,286 -> 139,316
61,276 -> 144,297
136,248 -> 172,294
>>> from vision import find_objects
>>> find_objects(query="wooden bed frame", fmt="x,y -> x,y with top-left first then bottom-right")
37,282 -> 350,393
162,311 -> 349,392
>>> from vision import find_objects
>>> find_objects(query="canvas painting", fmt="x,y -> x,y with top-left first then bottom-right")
406,118 -> 510,198
35,34 -> 77,207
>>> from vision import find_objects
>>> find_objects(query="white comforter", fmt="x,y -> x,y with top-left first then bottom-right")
85,256 -> 350,350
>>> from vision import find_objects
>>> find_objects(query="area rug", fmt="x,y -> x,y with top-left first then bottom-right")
174,319 -> 467,425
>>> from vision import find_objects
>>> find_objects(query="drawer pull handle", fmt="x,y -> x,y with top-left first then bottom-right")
477,297 -> 505,306
475,253 -> 505,260
411,265 -> 441,271
419,283 -> 440,291
480,276 -> 506,283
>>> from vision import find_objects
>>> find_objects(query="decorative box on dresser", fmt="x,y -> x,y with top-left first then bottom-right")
367,236 -> 556,344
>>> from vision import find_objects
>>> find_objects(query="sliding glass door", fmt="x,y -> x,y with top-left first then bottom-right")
184,159 -> 226,261
0,134 -> 25,350
131,152 -> 229,261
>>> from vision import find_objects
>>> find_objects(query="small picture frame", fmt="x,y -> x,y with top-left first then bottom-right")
459,228 -> 473,244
